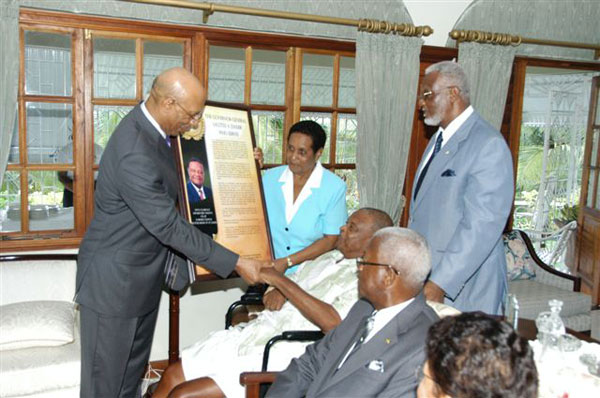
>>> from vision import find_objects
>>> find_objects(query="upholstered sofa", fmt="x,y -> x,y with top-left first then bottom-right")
0,254 -> 80,398
504,230 -> 592,332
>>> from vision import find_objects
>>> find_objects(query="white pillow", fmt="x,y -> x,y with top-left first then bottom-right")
0,300 -> 75,351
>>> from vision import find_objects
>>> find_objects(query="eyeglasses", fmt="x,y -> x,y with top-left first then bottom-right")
174,100 -> 203,121
356,258 -> 400,275
418,86 -> 458,101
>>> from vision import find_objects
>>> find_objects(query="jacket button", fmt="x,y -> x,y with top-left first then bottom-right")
285,227 -> 289,231
286,246 -> 290,250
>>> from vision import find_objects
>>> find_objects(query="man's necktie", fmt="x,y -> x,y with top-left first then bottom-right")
199,189 -> 205,200
338,311 -> 377,369
413,132 -> 443,200
165,136 -> 171,148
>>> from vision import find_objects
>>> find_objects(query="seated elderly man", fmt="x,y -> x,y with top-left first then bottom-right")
267,227 -> 439,398
417,312 -> 538,398
151,208 -> 393,398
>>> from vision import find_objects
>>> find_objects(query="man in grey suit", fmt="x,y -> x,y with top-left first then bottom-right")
267,227 -> 439,398
76,67 -> 265,397
409,60 -> 514,315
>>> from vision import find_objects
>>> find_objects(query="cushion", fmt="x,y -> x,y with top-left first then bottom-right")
0,301 -> 75,351
504,231 -> 536,281
509,280 -> 591,319
0,312 -> 80,397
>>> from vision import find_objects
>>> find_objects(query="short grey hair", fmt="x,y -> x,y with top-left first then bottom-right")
371,227 -> 431,290
425,61 -> 470,103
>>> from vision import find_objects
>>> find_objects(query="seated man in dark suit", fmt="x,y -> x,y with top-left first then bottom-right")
267,227 -> 439,398
186,157 -> 212,204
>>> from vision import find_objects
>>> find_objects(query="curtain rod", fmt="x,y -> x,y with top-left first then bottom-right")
449,29 -> 600,56
123,0 -> 433,37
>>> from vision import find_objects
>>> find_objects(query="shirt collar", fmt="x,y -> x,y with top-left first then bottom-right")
141,101 -> 168,140
279,161 -> 324,188
190,182 -> 204,194
364,297 -> 415,343
279,162 -> 324,224
439,105 -> 473,147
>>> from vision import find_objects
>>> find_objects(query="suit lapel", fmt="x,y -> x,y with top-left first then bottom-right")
411,113 -> 478,212
132,105 -> 179,199
317,295 -> 427,395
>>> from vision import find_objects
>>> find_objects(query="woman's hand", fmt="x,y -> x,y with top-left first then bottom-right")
253,147 -> 264,169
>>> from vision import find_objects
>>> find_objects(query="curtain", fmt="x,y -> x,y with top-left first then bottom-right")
0,0 -> 19,187
355,32 -> 422,223
458,42 -> 516,130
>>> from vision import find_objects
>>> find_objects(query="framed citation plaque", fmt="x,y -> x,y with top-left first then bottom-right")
175,102 -> 273,278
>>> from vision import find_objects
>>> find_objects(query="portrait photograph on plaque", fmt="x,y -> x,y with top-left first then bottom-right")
175,102 -> 274,278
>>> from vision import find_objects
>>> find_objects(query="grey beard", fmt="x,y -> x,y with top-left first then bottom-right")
424,115 -> 441,126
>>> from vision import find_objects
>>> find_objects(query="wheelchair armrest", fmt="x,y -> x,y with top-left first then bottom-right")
262,330 -> 325,371
240,372 -> 278,398
281,330 -> 325,341
242,283 -> 268,301
225,284 -> 268,329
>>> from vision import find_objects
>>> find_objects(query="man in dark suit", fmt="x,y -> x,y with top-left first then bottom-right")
186,157 -> 212,204
76,67 -> 265,398
409,61 -> 514,314
267,227 -> 438,398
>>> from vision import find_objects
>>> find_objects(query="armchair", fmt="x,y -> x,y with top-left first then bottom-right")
0,254 -> 80,398
504,230 -> 592,332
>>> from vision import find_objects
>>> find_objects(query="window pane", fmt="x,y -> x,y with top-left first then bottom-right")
94,38 -> 136,99
25,31 -> 72,97
591,129 -> 599,167
0,171 -> 21,232
143,41 -> 183,96
338,57 -> 355,108
336,114 -> 357,164
302,54 -> 333,106
596,91 -> 600,124
300,112 -> 331,164
208,46 -> 245,103
28,171 -> 74,231
251,111 -> 284,164
94,105 -> 133,154
335,169 -> 359,213
587,170 -> 596,208
513,67 -> 596,232
251,50 -> 285,105
596,173 -> 600,210
8,113 -> 18,164
26,102 -> 72,164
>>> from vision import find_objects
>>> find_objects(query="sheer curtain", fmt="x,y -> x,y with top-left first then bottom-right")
355,32 -> 422,223
458,42 -> 516,130
0,0 -> 19,187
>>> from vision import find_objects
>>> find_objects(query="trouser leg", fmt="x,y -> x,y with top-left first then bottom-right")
80,305 -> 158,398
120,306 -> 160,398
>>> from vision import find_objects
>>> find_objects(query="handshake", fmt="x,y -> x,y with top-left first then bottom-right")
234,257 -> 277,285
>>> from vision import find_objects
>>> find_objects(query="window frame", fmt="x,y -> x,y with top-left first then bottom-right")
2,8 -> 356,251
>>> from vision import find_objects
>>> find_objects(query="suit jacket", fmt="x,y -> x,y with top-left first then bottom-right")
186,180 -> 212,204
408,111 -> 514,314
76,105 -> 238,318
267,294 -> 439,398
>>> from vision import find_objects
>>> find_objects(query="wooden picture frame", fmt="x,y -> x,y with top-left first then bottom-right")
174,101 -> 274,279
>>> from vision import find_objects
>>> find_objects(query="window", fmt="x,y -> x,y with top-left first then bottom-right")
205,44 -> 358,212
299,51 -> 357,211
510,61 -> 600,269
1,10 -> 356,249
2,28 -> 77,238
